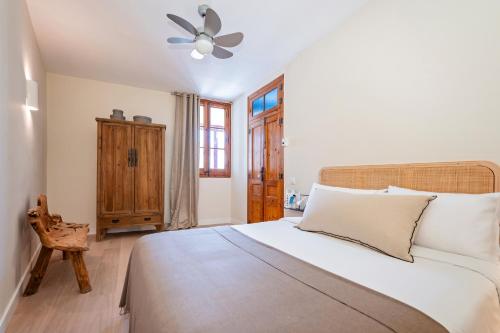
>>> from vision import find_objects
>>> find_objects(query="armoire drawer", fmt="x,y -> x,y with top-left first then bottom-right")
100,215 -> 162,227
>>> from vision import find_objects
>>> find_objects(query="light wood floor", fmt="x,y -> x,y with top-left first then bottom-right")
6,232 -> 148,333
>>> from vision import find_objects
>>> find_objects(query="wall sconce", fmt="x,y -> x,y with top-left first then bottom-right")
26,80 -> 39,111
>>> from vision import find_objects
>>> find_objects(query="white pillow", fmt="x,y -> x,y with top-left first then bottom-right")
311,183 -> 387,194
388,186 -> 500,262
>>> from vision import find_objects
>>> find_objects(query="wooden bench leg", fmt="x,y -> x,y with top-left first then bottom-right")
62,251 -> 69,260
23,246 -> 54,296
69,252 -> 92,294
155,224 -> 164,232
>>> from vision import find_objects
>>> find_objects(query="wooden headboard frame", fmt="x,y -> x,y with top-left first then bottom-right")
319,161 -> 500,194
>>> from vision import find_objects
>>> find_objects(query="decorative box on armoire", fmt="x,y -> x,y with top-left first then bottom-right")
96,118 -> 165,241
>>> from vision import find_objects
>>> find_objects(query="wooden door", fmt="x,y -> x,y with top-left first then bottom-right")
99,122 -> 134,215
247,119 -> 265,223
263,113 -> 283,220
133,125 -> 164,215
247,75 -> 284,223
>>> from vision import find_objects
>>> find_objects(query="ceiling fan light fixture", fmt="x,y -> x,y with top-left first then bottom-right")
191,49 -> 204,60
195,34 -> 213,55
166,5 -> 243,59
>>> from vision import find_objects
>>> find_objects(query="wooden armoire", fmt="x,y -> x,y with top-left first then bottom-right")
96,118 -> 165,241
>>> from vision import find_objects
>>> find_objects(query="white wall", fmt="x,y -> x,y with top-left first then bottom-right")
283,0 -> 500,194
199,178 -> 232,225
0,0 -> 46,330
230,96 -> 248,224
230,0 -> 500,220
47,74 -> 231,234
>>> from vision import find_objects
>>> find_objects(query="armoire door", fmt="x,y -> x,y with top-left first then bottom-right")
99,122 -> 134,215
134,125 -> 164,215
247,119 -> 265,223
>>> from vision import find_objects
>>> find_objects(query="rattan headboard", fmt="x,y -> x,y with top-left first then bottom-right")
319,161 -> 500,194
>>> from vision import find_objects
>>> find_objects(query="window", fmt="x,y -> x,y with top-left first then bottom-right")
264,88 -> 278,110
199,100 -> 231,177
252,96 -> 264,117
249,79 -> 282,120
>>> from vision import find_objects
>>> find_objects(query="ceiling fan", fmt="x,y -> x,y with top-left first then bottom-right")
166,4 -> 244,60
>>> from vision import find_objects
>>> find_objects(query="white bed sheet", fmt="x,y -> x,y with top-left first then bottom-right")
232,218 -> 500,333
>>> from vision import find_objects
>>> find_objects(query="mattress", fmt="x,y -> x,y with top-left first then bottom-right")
233,218 -> 500,333
121,224 -> 451,332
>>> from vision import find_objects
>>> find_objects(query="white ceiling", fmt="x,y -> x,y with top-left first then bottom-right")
26,0 -> 366,101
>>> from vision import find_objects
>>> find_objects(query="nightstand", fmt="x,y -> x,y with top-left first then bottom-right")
284,208 -> 304,217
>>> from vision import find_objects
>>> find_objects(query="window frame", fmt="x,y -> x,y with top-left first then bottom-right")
248,77 -> 283,122
199,99 -> 231,178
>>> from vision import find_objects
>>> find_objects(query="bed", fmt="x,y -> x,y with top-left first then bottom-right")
120,161 -> 500,333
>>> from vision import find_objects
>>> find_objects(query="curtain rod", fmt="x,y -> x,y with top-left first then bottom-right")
170,92 -> 233,104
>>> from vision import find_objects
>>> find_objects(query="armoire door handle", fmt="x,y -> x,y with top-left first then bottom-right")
127,149 -> 138,167
133,149 -> 138,167
128,149 -> 133,167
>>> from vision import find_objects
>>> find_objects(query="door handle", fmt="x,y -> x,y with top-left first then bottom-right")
132,149 -> 138,167
261,166 -> 265,181
128,149 -> 133,167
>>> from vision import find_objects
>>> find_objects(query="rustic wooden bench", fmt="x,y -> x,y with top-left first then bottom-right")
24,195 -> 92,296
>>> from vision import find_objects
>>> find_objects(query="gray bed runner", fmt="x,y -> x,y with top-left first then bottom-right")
120,226 -> 448,333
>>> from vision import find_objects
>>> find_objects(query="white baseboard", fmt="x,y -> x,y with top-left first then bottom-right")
198,217 -> 235,226
0,244 -> 41,333
229,219 -> 247,225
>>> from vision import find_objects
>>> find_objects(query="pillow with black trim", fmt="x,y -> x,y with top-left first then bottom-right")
296,189 -> 435,262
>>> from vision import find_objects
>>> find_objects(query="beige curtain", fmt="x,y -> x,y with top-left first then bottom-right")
169,93 -> 200,230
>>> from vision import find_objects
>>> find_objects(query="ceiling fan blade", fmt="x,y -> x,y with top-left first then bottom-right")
214,32 -> 244,48
204,8 -> 221,36
212,45 -> 233,59
166,14 -> 198,36
167,37 -> 194,44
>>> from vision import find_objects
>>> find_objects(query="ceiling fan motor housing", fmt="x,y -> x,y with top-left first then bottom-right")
198,4 -> 210,17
